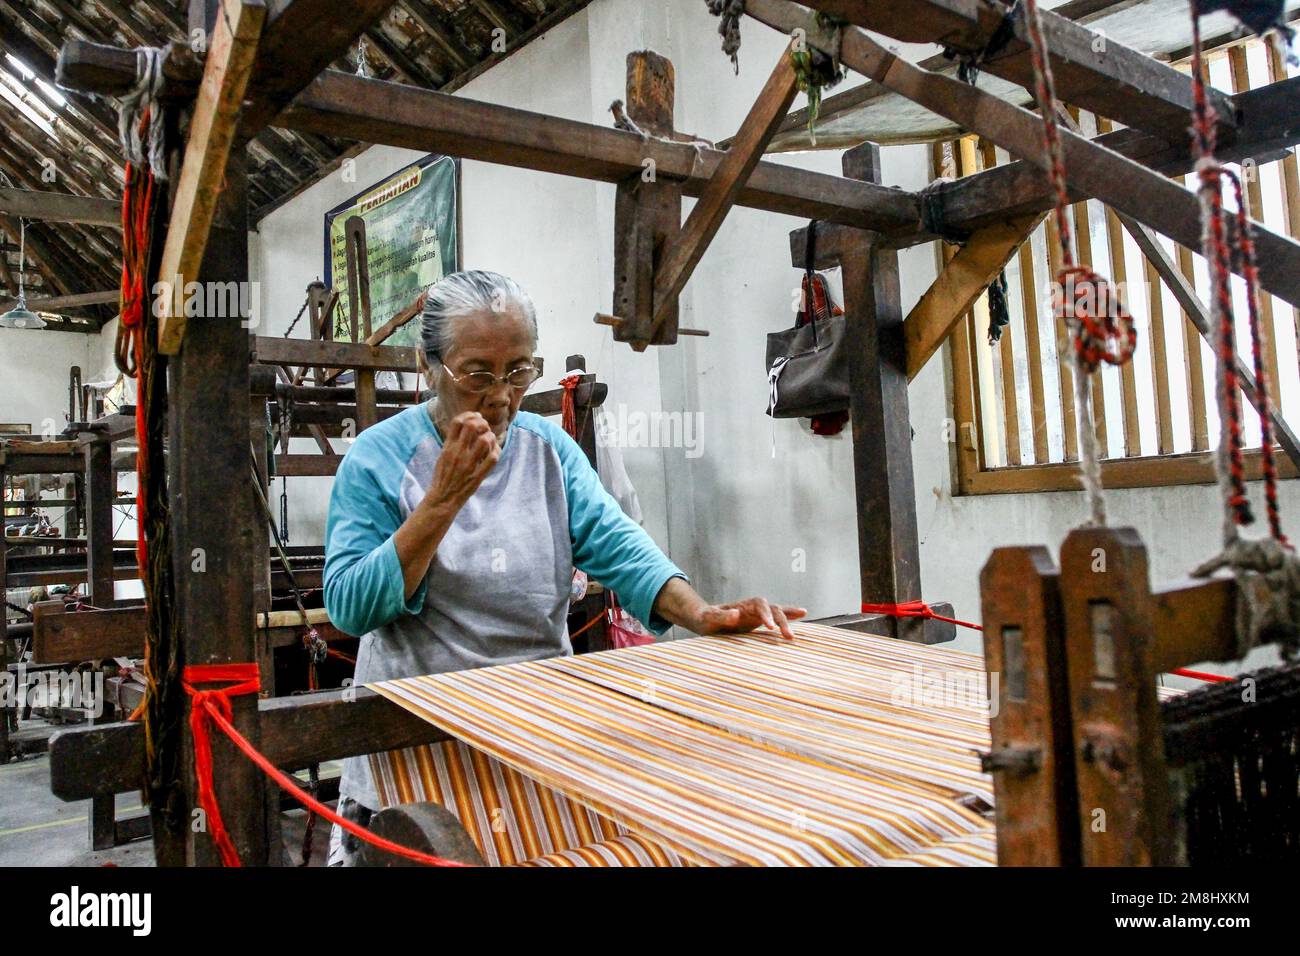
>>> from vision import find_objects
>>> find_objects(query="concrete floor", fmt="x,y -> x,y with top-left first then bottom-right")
1,718 -> 337,866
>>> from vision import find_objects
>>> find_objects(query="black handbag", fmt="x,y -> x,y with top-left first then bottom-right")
765,220 -> 851,419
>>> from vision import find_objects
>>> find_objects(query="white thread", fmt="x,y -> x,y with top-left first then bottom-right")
117,46 -> 169,180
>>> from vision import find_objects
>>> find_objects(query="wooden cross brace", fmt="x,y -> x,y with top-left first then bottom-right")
600,47 -> 799,350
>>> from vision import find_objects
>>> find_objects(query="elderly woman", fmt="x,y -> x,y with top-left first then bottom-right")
322,269 -> 805,864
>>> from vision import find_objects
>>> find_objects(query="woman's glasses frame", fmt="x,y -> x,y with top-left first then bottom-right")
436,357 -> 541,394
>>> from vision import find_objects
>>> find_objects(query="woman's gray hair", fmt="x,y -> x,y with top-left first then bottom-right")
420,270 -> 538,360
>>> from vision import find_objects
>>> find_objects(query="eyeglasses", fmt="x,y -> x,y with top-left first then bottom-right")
437,359 -> 541,393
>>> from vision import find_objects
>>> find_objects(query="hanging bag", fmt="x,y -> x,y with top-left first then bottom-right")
764,220 -> 851,419
605,591 -> 655,649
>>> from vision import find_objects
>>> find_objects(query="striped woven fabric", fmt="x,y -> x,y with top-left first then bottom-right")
370,737 -> 687,866
370,621 -> 999,866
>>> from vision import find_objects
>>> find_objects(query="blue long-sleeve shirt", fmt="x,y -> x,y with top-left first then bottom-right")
325,402 -> 686,658
325,402 -> 687,808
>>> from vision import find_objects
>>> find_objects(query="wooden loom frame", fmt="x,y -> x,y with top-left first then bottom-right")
34,0 -> 1300,865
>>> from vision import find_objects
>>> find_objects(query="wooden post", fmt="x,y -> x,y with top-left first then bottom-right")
611,51 -> 681,350
345,216 -> 378,433
167,124 -> 270,868
170,151 -> 271,864
83,431 -> 118,849
83,435 -> 115,609
979,545 -> 1077,866
1058,526 -> 1174,866
794,143 -> 951,643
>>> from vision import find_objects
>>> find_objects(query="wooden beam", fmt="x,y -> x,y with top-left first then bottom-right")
48,688 -> 450,802
31,602 -> 143,663
277,71 -> 921,234
607,51 -> 682,349
903,213 -> 1043,381
930,75 -> 1300,241
237,0 -> 400,137
0,290 -> 119,312
364,295 -> 423,346
767,0 -> 1157,151
253,336 -> 420,371
156,0 -> 266,354
1059,527 -> 1173,866
644,47 -> 798,346
792,0 -> 1235,143
0,188 -> 120,227
274,454 -> 343,476
754,3 -> 1300,311
1116,210 -> 1300,472
980,546 -> 1076,866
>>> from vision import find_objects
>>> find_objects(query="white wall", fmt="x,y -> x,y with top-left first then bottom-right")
0,325 -> 100,437
250,0 -> 1295,671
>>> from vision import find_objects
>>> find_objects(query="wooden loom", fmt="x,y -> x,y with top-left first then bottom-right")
35,0 -> 1300,865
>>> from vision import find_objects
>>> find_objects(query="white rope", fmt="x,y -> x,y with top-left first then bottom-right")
1065,322 -> 1107,526
116,46 -> 169,180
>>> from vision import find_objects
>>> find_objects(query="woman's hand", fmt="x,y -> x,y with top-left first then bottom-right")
394,411 -> 500,600
693,597 -> 807,641
652,577 -> 807,641
423,411 -> 500,512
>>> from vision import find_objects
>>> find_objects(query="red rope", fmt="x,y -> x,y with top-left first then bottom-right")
1171,667 -> 1231,684
1189,5 -> 1287,544
181,663 -> 261,867
116,114 -> 157,574
860,602 -> 1227,682
569,609 -> 609,639
559,374 -> 580,438
860,601 -> 983,632
182,662 -> 470,867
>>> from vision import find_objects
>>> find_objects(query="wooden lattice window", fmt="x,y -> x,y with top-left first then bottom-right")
943,36 -> 1300,495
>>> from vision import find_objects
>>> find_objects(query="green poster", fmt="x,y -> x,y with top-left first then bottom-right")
323,154 -> 459,349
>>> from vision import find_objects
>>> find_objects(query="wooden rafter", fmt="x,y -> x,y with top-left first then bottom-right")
645,46 -> 800,344
1117,211 -> 1300,471
0,289 -> 118,311
155,0 -> 266,353
278,70 -> 919,232
903,213 -> 1044,381
0,187 -> 121,227
926,74 -> 1300,241
750,1 -> 1300,311
794,0 -> 1236,143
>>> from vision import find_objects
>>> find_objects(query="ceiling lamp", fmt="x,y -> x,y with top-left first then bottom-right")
0,218 -> 47,330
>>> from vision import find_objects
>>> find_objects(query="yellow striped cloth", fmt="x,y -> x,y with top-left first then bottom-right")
369,622 -> 997,866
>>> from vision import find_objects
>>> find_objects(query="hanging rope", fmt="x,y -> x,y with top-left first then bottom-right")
1021,0 -> 1136,526
117,47 -> 169,182
1187,3 -> 1300,659
559,373 -> 580,438
943,0 -> 1022,85
705,0 -> 745,73
1189,8 -> 1284,544
861,601 -> 1227,681
790,16 -> 846,145
112,82 -> 184,841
